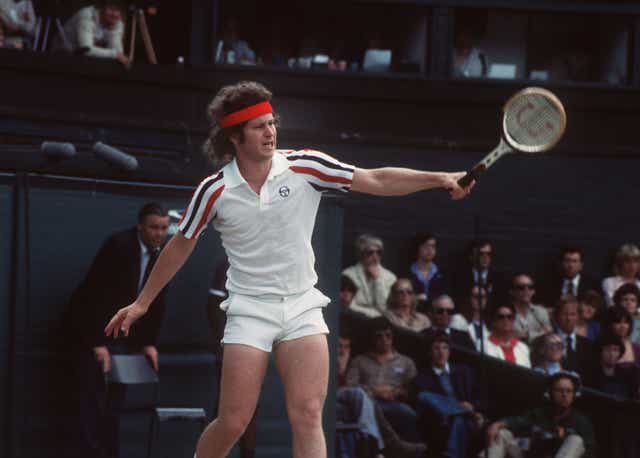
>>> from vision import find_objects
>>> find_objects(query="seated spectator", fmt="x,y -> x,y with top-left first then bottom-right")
337,329 -> 426,458
342,234 -> 397,318
339,274 -> 358,311
602,243 -> 640,306
613,283 -> 640,343
58,1 -> 129,66
407,233 -> 447,311
346,317 -> 419,442
510,273 -> 552,344
586,332 -> 640,400
383,278 -> 431,333
450,285 -> 490,352
452,20 -> 488,78
533,332 -> 565,376
0,0 -> 35,49
411,332 -> 483,458
486,372 -> 596,458
485,304 -> 531,368
452,239 -> 505,307
424,295 -> 475,351
214,17 -> 256,65
575,290 -> 603,341
540,246 -> 599,308
553,296 -> 595,378
602,306 -> 640,368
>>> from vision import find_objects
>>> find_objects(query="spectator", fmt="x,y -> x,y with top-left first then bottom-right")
553,296 -> 595,378
485,304 -> 531,368
450,285 -> 490,352
541,247 -> 599,308
532,332 -> 565,376
452,19 -> 488,78
486,372 -> 596,458
214,17 -> 256,65
58,1 -> 129,66
64,202 -> 170,458
425,295 -> 475,351
452,239 -> 505,307
0,0 -> 35,49
613,283 -> 640,343
407,233 -> 448,311
383,278 -> 431,333
510,273 -> 552,344
411,332 -> 483,458
586,332 -> 640,400
339,274 -> 358,311
346,317 -> 420,442
343,234 -> 397,318
602,243 -> 640,306
337,330 -> 426,458
602,306 -> 640,368
575,290 -> 603,341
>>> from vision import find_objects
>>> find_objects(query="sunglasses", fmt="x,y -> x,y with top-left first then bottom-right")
394,288 -> 414,295
434,308 -> 454,315
514,283 -> 535,291
496,313 -> 514,320
364,249 -> 382,256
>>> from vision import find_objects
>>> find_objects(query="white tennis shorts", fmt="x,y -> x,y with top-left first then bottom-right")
220,287 -> 331,352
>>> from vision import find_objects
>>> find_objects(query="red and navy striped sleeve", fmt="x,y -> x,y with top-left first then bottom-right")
178,171 -> 225,239
285,149 -> 355,193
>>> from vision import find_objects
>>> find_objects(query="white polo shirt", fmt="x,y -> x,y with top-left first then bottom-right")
178,149 -> 355,296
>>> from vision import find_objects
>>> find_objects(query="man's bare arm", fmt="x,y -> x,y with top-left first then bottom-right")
104,231 -> 197,337
351,167 -> 472,199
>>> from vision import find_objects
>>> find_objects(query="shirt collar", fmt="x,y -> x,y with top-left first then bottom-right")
432,363 -> 450,376
224,152 -> 290,189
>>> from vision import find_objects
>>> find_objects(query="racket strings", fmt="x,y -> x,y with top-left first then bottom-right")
505,94 -> 564,149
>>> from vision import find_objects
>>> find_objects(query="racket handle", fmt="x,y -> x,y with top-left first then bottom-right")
457,164 -> 487,188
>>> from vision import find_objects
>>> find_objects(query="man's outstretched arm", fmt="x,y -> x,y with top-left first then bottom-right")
351,167 -> 472,199
104,231 -> 197,338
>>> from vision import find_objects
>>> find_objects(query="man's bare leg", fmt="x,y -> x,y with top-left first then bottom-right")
274,334 -> 329,458
195,344 -> 269,458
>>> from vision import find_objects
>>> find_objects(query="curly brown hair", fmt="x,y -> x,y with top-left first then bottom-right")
203,81 -> 278,165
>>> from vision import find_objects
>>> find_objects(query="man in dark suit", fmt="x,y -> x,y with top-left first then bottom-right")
452,239 -> 505,308
553,296 -> 594,379
424,294 -> 476,352
541,246 -> 599,309
412,331 -> 483,458
66,202 -> 170,458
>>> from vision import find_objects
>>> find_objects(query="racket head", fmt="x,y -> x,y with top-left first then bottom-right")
501,87 -> 567,154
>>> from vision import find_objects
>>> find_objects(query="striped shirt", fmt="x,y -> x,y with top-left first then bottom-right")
179,149 -> 355,296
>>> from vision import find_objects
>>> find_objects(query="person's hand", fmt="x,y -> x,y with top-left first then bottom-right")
365,263 -> 381,280
460,401 -> 474,412
116,53 -> 131,68
487,422 -> 505,444
443,172 -> 474,200
104,302 -> 148,338
373,384 -> 395,401
143,345 -> 159,372
93,346 -> 111,373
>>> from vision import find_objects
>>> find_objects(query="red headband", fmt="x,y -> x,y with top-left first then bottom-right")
219,101 -> 273,129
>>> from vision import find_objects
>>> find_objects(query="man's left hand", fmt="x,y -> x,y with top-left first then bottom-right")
143,345 -> 159,372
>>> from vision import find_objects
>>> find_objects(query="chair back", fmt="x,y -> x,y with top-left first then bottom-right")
107,354 -> 159,385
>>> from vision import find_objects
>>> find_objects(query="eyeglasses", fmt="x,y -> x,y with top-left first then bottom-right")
434,308 -> 454,315
394,288 -> 414,295
546,342 -> 563,350
496,313 -> 514,320
364,249 -> 382,257
514,283 -> 535,291
374,330 -> 393,339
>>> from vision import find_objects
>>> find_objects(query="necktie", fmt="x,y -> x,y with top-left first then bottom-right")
473,322 -> 483,342
439,371 -> 456,398
141,246 -> 160,290
565,335 -> 577,370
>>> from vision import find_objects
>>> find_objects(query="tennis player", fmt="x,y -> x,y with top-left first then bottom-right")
104,80 -> 474,458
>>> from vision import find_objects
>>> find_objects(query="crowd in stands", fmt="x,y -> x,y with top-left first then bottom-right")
337,233 -> 640,458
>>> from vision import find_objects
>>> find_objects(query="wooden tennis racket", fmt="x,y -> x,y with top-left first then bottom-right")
458,87 -> 567,188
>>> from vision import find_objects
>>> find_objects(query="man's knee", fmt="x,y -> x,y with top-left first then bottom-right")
289,396 -> 325,431
557,434 -> 585,458
217,412 -> 254,439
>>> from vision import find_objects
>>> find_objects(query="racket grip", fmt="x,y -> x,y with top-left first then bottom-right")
457,164 -> 486,188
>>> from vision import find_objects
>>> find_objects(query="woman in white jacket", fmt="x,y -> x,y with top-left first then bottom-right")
485,303 -> 531,368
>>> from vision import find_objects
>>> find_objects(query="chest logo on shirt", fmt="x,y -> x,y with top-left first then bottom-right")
278,186 -> 291,198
